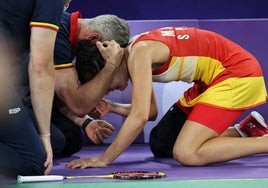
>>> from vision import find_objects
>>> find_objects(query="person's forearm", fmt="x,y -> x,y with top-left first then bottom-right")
58,104 -> 90,127
74,63 -> 118,116
101,114 -> 145,165
108,100 -> 157,121
29,62 -> 55,136
74,40 -> 124,116
107,100 -> 131,117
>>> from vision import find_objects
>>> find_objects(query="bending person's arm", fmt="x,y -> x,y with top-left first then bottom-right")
91,94 -> 158,121
55,41 -> 124,117
57,103 -> 115,144
66,40 -> 159,168
29,27 -> 57,174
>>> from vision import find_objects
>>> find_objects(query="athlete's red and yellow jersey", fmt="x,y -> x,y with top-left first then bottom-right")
131,26 -> 267,110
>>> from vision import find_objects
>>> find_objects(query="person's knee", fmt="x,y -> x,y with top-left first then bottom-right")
0,153 -> 46,177
51,132 -> 66,157
16,153 -> 46,176
173,147 -> 204,166
149,127 -> 173,158
69,128 -> 84,150
149,103 -> 187,158
59,129 -> 84,157
29,160 -> 46,175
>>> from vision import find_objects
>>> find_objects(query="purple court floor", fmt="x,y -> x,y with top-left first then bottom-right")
50,144 -> 268,183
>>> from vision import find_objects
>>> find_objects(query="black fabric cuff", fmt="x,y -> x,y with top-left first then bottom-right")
81,117 -> 94,131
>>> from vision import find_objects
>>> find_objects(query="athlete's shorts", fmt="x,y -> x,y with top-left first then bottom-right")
177,102 -> 244,135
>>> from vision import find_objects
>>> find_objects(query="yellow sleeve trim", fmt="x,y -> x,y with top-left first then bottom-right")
30,22 -> 59,31
54,63 -> 74,70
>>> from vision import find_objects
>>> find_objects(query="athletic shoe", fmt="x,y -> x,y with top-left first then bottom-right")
235,111 -> 268,137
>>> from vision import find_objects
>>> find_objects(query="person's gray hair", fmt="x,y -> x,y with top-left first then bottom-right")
84,14 -> 130,47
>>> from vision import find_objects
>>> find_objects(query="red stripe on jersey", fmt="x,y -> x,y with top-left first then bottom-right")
54,64 -> 74,70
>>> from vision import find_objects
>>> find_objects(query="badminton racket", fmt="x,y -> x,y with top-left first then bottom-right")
17,171 -> 166,183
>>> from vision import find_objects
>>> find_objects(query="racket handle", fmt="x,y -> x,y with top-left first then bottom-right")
17,175 -> 64,183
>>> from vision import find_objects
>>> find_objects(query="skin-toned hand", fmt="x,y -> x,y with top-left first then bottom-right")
39,136 -> 53,175
89,99 -> 112,118
85,120 -> 115,144
96,40 -> 124,68
66,156 -> 106,169
90,98 -> 132,118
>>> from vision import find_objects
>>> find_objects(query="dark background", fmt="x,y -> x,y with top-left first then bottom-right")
68,0 -> 268,20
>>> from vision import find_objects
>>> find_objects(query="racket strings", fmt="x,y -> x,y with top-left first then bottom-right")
111,171 -> 166,180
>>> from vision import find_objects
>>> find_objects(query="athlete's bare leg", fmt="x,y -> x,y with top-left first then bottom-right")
173,120 -> 268,166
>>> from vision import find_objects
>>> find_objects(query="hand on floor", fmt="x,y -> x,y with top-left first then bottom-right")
65,156 -> 106,169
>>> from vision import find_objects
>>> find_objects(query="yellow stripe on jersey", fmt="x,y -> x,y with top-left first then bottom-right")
179,77 -> 267,110
30,22 -> 59,31
54,63 -> 74,70
193,56 -> 225,85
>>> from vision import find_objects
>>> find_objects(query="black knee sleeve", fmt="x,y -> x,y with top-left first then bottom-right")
149,103 -> 187,158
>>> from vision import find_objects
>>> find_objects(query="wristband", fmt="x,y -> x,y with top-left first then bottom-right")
81,117 -> 94,131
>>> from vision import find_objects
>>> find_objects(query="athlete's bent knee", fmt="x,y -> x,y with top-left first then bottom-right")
173,149 -> 204,166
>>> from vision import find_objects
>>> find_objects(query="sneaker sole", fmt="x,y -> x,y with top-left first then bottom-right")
251,111 -> 267,128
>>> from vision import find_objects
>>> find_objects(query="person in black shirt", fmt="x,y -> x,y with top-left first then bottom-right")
0,0 -> 64,177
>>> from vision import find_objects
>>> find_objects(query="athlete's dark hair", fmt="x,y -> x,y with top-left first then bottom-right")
75,39 -> 105,84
